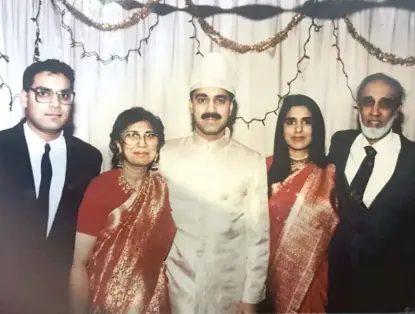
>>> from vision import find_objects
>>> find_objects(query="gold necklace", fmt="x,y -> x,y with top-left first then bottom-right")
118,169 -> 139,194
289,155 -> 309,172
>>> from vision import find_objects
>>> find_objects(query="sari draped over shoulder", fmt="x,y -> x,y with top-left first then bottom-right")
267,163 -> 338,313
88,173 -> 176,314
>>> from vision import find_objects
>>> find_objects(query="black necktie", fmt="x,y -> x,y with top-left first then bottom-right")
38,143 -> 52,235
349,145 -> 377,203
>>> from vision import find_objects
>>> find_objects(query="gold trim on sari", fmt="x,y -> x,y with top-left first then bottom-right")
88,173 -> 175,314
269,163 -> 338,313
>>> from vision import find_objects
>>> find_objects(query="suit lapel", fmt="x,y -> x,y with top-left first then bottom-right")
368,135 -> 414,209
335,132 -> 361,222
48,135 -> 77,236
336,132 -> 359,193
12,122 -> 37,201
338,132 -> 359,176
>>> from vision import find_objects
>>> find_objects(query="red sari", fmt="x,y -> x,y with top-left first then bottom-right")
83,171 -> 176,314
266,157 -> 338,313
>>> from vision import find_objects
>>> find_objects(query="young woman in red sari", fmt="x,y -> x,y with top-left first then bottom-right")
69,107 -> 176,314
263,95 -> 338,313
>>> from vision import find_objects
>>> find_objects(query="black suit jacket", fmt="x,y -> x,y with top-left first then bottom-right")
0,121 -> 102,314
327,130 -> 415,313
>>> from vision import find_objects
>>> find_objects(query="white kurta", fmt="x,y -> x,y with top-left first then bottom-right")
159,130 -> 269,314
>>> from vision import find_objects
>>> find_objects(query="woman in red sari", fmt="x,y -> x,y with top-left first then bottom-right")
263,95 -> 338,313
69,107 -> 176,314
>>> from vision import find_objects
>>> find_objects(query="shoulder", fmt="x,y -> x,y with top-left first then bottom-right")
400,134 -> 415,149
229,139 -> 264,162
228,140 -> 266,177
399,135 -> 415,163
151,172 -> 168,188
162,136 -> 190,150
160,136 -> 192,159
331,129 -> 360,143
69,136 -> 102,161
0,124 -> 22,146
87,169 -> 119,191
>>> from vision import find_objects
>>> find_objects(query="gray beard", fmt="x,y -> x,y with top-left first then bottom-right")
359,114 -> 395,140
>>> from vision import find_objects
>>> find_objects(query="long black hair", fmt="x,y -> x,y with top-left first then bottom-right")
267,94 -> 327,197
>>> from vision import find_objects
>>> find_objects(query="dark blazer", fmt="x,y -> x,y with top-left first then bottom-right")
0,120 -> 102,314
327,130 -> 415,313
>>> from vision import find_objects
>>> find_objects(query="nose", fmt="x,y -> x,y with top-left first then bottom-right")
137,136 -> 147,147
206,99 -> 217,112
295,122 -> 303,133
369,103 -> 381,116
49,93 -> 61,108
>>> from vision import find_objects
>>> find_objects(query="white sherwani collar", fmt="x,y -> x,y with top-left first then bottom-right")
192,128 -> 231,152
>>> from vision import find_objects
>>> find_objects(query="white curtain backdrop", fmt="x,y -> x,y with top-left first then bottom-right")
1,0 -> 414,170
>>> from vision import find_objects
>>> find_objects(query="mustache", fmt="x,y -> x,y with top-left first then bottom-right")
201,112 -> 222,120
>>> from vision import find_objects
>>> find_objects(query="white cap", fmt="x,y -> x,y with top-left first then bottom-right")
189,52 -> 238,95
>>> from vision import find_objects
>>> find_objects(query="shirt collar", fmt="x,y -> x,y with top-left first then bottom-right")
354,130 -> 401,156
192,127 -> 231,151
23,122 -> 65,153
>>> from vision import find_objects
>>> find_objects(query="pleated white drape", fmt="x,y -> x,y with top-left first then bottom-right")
1,0 -> 414,169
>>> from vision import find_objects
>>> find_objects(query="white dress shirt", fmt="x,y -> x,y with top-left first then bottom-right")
24,123 -> 67,236
345,131 -> 401,208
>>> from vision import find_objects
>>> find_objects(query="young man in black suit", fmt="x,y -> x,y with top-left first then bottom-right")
0,59 -> 102,314
327,73 -> 415,312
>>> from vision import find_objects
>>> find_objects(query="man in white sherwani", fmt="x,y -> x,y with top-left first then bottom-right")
159,52 -> 269,314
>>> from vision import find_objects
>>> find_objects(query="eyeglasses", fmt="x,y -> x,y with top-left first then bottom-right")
122,131 -> 158,147
358,96 -> 398,110
29,87 -> 75,105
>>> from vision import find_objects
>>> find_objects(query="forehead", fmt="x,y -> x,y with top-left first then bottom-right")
286,105 -> 312,117
192,87 -> 229,98
32,71 -> 70,90
361,80 -> 395,99
125,120 -> 153,132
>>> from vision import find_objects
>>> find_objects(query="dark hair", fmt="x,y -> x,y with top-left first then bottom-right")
356,72 -> 406,105
109,107 -> 165,169
22,59 -> 75,91
356,73 -> 406,134
189,90 -> 238,133
267,94 -> 327,197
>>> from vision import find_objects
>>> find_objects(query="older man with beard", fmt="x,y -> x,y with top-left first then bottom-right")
327,73 -> 415,313
159,53 -> 269,314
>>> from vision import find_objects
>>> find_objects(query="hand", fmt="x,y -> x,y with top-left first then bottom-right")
236,302 -> 256,314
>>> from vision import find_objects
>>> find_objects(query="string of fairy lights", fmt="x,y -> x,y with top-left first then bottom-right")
0,53 -> 14,111
235,19 -> 323,128
0,0 -> 414,121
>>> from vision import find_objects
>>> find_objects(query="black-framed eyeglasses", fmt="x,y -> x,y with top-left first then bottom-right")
29,87 -> 75,105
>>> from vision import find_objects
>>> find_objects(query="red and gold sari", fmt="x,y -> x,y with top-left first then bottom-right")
267,160 -> 338,313
87,173 -> 176,314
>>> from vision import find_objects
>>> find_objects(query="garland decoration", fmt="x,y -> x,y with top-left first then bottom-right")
344,17 -> 415,66
185,0 -> 304,54
55,2 -> 160,64
57,0 -> 159,31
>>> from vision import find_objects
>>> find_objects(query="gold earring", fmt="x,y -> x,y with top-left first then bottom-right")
150,153 -> 159,171
117,153 -> 123,168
